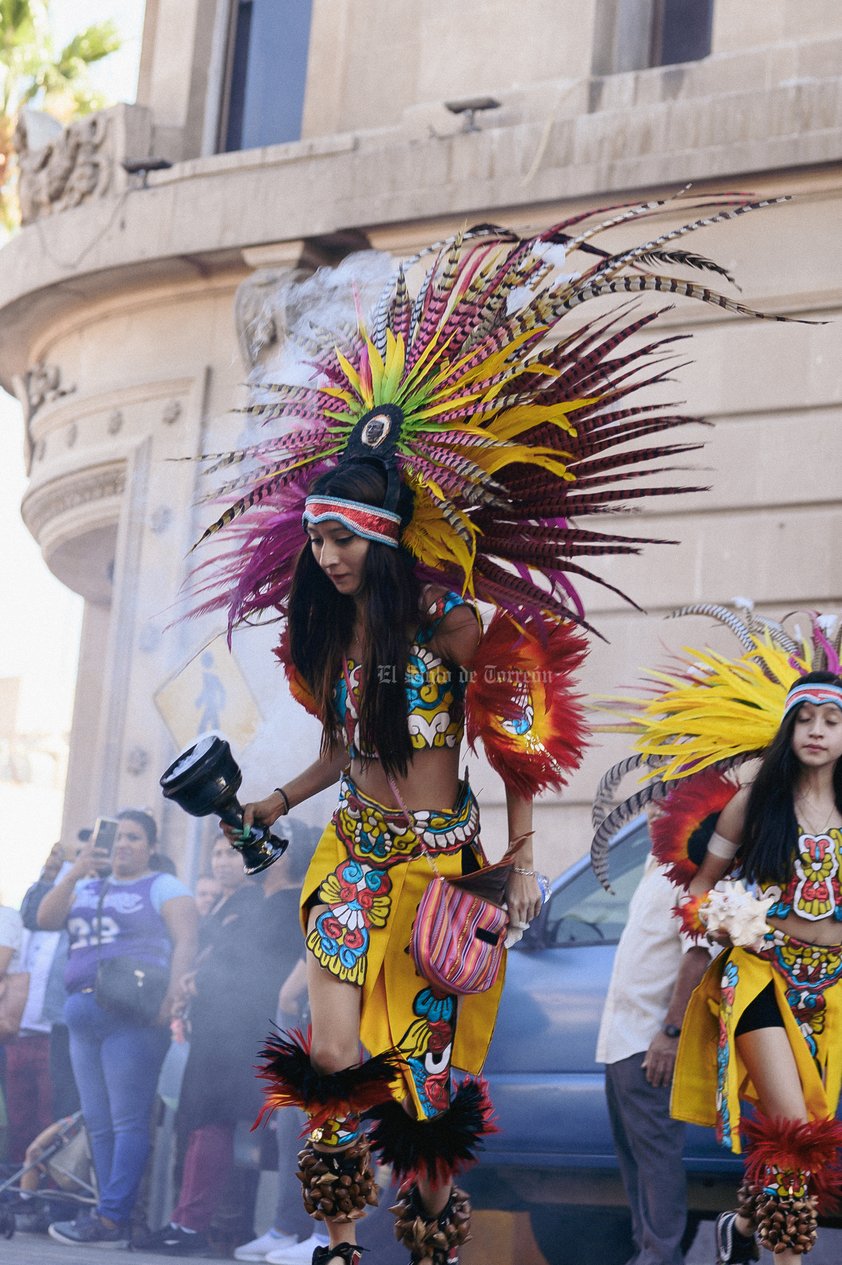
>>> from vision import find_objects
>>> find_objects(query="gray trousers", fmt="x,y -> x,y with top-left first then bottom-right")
605,1053 -> 687,1265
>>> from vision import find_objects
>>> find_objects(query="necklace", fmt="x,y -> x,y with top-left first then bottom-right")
348,625 -> 366,658
795,793 -> 838,836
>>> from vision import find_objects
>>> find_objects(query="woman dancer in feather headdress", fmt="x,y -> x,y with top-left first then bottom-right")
195,197 -> 803,1265
675,670 -> 842,1265
592,606 -> 842,1264
234,459 -> 549,1265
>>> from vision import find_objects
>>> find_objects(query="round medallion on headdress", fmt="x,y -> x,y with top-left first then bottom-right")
346,402 -> 404,457
361,412 -> 393,449
342,402 -> 406,510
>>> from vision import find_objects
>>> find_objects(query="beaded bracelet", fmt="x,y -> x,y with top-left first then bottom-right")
513,866 -> 535,876
273,786 -> 291,814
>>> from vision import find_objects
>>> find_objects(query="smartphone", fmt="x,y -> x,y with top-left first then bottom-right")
92,816 -> 119,855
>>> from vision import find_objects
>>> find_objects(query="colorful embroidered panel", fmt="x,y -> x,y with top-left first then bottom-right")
714,934 -> 842,1152
307,858 -> 392,986
334,591 -> 470,757
396,987 -> 456,1119
334,773 -> 479,868
305,775 -> 480,987
763,830 -> 842,922
761,933 -> 842,1062
716,958 -> 739,1149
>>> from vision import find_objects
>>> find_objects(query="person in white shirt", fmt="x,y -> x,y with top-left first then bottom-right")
596,850 -> 713,1265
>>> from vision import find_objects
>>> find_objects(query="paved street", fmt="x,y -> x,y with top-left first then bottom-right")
4,1216 -> 842,1265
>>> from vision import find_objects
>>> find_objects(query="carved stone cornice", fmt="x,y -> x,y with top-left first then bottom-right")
234,252 -> 395,371
23,359 -> 75,415
22,462 -> 126,541
14,103 -> 153,226
234,267 -> 297,368
14,360 -> 76,472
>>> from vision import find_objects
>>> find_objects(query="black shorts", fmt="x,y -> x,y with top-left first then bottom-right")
734,981 -> 784,1035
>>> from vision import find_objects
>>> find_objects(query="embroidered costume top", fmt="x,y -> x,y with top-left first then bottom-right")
335,591 -> 475,759
762,829 -> 842,923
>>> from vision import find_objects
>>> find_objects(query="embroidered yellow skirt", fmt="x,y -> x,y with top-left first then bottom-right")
299,772 -> 506,1119
671,930 -> 842,1154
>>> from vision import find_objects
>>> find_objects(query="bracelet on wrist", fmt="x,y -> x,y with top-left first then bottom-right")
512,866 -> 551,904
273,786 -> 291,814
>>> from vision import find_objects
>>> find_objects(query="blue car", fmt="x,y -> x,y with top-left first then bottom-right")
463,818 -> 741,1258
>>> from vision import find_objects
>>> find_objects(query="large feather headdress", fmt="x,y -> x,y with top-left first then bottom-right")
189,191 -> 803,639
590,602 -> 842,888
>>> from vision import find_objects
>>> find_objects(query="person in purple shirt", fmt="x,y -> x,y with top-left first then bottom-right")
36,809 -> 197,1247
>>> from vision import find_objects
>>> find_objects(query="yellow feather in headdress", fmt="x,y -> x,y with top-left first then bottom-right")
381,329 -> 406,400
196,196 -> 805,641
594,633 -> 811,781
401,476 -> 479,587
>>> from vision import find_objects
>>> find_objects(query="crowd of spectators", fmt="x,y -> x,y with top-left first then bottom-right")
0,812 -> 318,1262
1,810 -> 726,1265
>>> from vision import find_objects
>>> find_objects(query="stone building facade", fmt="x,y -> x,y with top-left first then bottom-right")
1,0 -> 841,876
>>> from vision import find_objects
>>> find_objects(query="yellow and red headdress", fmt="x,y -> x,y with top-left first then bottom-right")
591,602 -> 842,888
190,194 -> 808,794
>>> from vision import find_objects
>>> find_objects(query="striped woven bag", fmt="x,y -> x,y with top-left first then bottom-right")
386,773 -> 509,996
410,873 -> 508,996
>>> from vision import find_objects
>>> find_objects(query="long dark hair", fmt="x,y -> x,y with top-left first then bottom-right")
740,670 -> 842,885
288,462 -> 421,777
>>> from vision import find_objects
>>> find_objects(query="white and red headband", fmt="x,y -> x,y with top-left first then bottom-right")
783,680 -> 842,720
302,496 -> 401,548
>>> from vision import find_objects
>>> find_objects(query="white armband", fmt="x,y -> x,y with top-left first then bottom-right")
706,830 -> 739,860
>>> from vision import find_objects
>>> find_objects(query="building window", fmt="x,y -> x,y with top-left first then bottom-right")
650,0 -> 713,67
592,0 -> 714,76
222,0 -> 313,152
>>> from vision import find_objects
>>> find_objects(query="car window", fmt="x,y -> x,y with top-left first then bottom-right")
542,823 -> 651,947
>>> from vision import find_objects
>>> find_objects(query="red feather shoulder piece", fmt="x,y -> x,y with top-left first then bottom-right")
273,628 -> 320,719
465,613 -> 589,797
650,766 -> 740,889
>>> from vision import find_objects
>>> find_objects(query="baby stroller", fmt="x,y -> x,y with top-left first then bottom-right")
0,1112 -> 96,1239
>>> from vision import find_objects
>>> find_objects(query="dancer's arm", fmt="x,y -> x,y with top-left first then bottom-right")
238,744 -> 347,831
504,789 -> 541,926
429,593 -> 483,666
688,784 -> 749,897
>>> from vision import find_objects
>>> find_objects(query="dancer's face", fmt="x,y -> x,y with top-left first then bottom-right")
307,520 -> 370,598
790,702 -> 842,769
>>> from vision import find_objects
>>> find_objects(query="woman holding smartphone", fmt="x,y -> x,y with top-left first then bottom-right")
36,809 -> 197,1247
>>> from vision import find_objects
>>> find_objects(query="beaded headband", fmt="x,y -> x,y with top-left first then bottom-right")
302,496 -> 401,548
783,681 -> 842,719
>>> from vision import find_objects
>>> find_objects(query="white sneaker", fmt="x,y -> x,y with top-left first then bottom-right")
265,1232 -> 329,1265
235,1228 -> 299,1260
